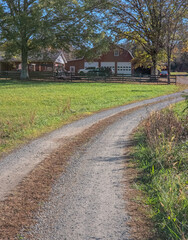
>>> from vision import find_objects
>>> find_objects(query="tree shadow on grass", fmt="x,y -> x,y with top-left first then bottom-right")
0,79 -> 69,87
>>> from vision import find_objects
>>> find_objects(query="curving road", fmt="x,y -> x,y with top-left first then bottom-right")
17,90 -> 187,240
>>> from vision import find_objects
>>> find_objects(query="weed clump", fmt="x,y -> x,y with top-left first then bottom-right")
133,105 -> 188,239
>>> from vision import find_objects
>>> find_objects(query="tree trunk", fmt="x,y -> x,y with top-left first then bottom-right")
20,44 -> 29,80
151,56 -> 158,77
167,46 -> 171,84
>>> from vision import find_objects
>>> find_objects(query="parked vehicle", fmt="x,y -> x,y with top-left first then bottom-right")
78,67 -> 96,75
87,67 -> 113,77
160,70 -> 168,77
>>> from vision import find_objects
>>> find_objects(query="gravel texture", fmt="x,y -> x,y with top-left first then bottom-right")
177,76 -> 188,85
21,92 -> 187,240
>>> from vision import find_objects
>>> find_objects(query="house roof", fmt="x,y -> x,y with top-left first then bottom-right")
0,50 -> 67,64
66,45 -> 133,63
28,50 -> 67,64
0,46 -> 133,64
63,51 -> 75,61
118,46 -> 134,58
63,46 -> 80,61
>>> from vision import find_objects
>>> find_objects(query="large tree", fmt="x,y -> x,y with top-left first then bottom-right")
0,0 -> 49,79
105,0 -> 187,77
163,0 -> 187,83
106,0 -> 167,75
132,44 -> 167,71
0,0 -> 106,79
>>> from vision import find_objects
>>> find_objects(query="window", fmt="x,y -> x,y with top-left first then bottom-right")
70,66 -> 75,73
114,49 -> 119,56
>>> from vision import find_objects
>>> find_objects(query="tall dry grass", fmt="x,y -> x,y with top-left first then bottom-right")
133,105 -> 188,239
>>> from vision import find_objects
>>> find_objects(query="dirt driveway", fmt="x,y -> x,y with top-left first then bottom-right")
177,76 -> 188,84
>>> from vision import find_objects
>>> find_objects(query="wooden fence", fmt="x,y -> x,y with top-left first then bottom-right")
69,74 -> 177,84
0,71 -> 177,84
0,71 -> 54,81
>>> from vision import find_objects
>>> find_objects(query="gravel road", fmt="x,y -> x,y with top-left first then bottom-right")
19,90 -> 187,240
177,76 -> 188,85
0,90 -> 187,201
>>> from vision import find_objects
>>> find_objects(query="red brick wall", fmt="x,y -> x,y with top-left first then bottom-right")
65,59 -> 84,73
98,48 -> 132,62
98,48 -> 132,74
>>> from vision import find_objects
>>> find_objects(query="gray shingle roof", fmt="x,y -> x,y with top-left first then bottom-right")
0,50 -> 67,63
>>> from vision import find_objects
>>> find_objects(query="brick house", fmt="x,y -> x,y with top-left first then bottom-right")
65,47 -> 133,75
0,52 -> 20,71
0,47 -> 133,74
0,50 -> 67,72
28,50 -> 67,72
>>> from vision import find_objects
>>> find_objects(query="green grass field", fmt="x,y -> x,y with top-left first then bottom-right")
0,79 -> 183,154
171,72 -> 188,75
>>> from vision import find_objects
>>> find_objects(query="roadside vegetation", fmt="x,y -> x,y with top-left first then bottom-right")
0,79 -> 182,155
133,98 -> 188,239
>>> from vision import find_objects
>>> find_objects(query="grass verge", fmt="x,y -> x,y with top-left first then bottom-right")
0,79 -> 183,156
132,100 -> 188,239
124,144 -> 156,240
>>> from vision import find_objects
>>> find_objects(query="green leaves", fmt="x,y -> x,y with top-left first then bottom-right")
0,0 -> 109,79
104,0 -> 187,74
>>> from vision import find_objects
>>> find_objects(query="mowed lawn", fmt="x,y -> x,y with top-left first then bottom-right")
171,72 -> 188,75
0,79 -> 182,154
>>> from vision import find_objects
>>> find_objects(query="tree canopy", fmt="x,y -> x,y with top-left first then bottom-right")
0,0 -> 187,79
0,0 -> 107,79
104,0 -> 188,75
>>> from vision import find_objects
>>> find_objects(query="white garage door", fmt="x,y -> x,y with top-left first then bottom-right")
84,62 -> 99,68
101,62 -> 115,72
117,62 -> 132,75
